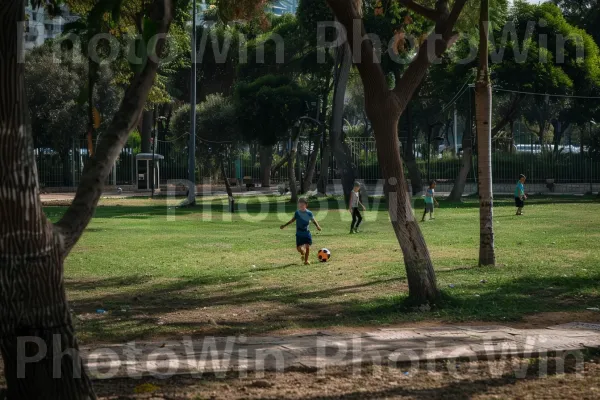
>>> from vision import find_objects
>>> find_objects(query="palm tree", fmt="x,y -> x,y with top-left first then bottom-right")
475,0 -> 496,266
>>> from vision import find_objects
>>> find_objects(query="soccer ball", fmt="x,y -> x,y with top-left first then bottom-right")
317,248 -> 331,262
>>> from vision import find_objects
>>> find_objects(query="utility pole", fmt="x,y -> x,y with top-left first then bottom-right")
151,104 -> 157,198
188,0 -> 197,205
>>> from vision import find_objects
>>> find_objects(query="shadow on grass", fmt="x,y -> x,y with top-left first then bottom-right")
47,199 -> 351,220
45,195 -> 598,221
66,270 -> 600,343
440,194 -> 599,209
65,275 -> 154,291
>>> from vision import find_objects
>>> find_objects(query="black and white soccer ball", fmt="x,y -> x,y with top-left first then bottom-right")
317,248 -> 331,262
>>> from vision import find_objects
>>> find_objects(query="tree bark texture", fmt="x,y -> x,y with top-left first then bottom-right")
330,40 -> 358,203
141,110 -> 153,153
447,122 -> 474,201
259,145 -> 273,188
326,0 -> 468,304
476,0 -> 496,266
317,131 -> 331,195
220,158 -> 233,199
271,152 -> 290,175
302,139 -> 320,193
403,103 -> 423,195
0,1 -> 173,398
288,129 -> 301,203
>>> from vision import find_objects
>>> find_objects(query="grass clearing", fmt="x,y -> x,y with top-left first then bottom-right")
45,195 -> 600,345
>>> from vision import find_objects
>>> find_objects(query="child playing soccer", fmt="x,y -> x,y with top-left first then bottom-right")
515,174 -> 527,215
349,182 -> 366,234
421,180 -> 439,222
280,198 -> 322,265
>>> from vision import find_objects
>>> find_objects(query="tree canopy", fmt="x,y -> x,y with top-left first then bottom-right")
235,75 -> 313,145
25,42 -> 122,153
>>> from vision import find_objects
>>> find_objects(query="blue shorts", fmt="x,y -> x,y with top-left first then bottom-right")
296,233 -> 312,247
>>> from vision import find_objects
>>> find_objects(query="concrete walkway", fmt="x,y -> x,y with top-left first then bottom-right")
80,322 -> 600,380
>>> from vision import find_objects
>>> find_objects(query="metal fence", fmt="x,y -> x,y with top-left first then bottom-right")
35,135 -> 600,190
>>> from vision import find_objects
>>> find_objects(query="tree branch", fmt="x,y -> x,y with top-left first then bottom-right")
271,152 -> 291,172
326,0 -> 389,104
54,0 -> 173,255
492,94 -> 523,137
392,0 -> 467,106
397,0 -> 443,21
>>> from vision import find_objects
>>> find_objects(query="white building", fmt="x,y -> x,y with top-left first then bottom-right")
271,0 -> 299,16
24,5 -> 79,50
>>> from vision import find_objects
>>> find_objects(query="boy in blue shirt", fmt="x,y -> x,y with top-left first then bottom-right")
515,174 -> 527,215
280,198 -> 322,265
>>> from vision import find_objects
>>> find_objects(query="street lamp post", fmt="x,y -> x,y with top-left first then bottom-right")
151,105 -> 157,197
590,121 -> 596,194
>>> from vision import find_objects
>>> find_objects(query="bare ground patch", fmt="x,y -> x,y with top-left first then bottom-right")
91,358 -> 600,399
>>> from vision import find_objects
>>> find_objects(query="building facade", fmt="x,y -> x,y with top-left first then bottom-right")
24,5 -> 79,50
270,0 -> 299,16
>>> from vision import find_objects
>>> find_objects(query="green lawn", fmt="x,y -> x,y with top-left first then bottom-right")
44,195 -> 600,344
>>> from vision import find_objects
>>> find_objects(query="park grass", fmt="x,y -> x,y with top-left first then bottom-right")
43,194 -> 600,345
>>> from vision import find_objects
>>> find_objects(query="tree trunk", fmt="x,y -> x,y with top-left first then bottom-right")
259,145 -> 273,188
448,122 -> 474,201
271,151 -> 290,178
491,94 -> 522,138
317,131 -> 331,195
288,130 -> 301,203
331,39 -> 358,204
0,2 -> 172,397
302,139 -> 320,193
403,103 -> 423,195
220,157 -> 233,199
0,1 -> 97,398
141,110 -> 153,153
326,0 -> 467,305
476,0 -> 496,266
374,108 -> 440,305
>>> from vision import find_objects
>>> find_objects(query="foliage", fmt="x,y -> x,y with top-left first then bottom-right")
196,23 -> 244,94
553,0 -> 600,45
492,1 -> 600,143
127,130 -> 142,154
238,10 -> 334,106
170,94 -> 239,161
296,0 -> 333,45
216,0 -> 271,28
62,0 -> 192,104
25,42 -> 122,153
234,75 -> 313,145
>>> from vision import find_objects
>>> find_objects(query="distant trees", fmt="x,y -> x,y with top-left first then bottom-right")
235,75 -> 313,199
171,94 -> 240,197
494,1 -> 600,152
25,43 -> 122,185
